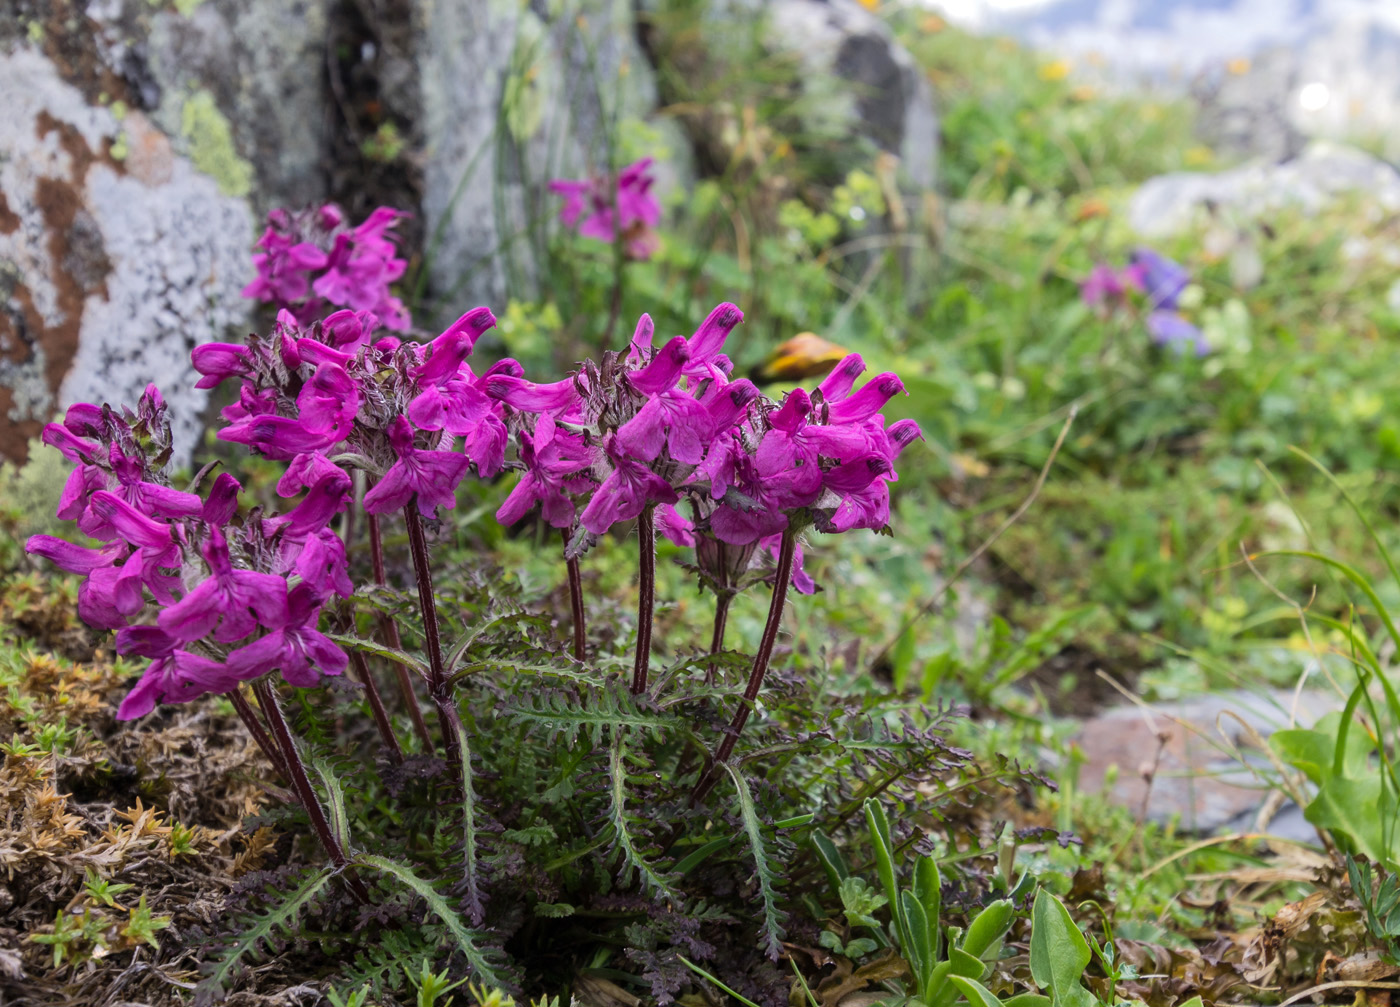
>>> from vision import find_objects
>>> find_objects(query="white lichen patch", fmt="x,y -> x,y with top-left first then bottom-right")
0,46 -> 253,463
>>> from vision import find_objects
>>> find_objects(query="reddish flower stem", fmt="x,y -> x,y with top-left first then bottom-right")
706,592 -> 733,686
230,687 -> 289,780
253,680 -> 371,904
349,647 -> 404,763
631,506 -> 656,695
692,528 -> 796,805
403,506 -> 461,770
567,555 -> 586,662
368,510 -> 433,750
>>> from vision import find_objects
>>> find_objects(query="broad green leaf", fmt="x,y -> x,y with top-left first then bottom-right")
949,976 -> 1006,1007
1030,889 -> 1091,1007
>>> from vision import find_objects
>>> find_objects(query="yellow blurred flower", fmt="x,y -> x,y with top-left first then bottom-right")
1039,59 -> 1071,81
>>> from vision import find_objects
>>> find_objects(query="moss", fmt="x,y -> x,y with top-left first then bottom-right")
0,437 -> 72,543
173,0 -> 204,14
179,90 -> 253,198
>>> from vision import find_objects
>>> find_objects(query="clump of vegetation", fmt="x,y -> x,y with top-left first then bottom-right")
8,2 -> 1400,1005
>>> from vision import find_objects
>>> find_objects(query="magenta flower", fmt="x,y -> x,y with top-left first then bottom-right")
363,416 -> 471,517
225,583 -> 348,688
578,435 -> 680,535
115,626 -> 239,720
242,229 -> 327,306
549,157 -> 662,260
242,204 -> 411,330
821,421 -> 922,533
108,444 -> 204,520
496,412 -> 597,529
25,535 -> 125,575
1081,262 -> 1144,310
157,527 -> 289,644
656,504 -> 696,548
759,534 -> 817,595
191,343 -> 256,389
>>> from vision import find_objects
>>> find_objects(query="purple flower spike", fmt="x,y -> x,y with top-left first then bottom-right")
225,583 -> 348,688
363,416 -> 471,517
550,158 -> 662,260
157,527 -> 290,644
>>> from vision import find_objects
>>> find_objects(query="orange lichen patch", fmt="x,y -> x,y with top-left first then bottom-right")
0,193 -> 18,235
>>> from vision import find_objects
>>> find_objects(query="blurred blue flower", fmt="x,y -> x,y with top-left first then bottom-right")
1146,309 -> 1209,356
1132,247 -> 1190,310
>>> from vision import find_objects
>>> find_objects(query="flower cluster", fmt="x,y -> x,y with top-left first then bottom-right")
29,293 -> 518,719
242,204 -> 411,331
488,304 -> 922,598
1082,247 -> 1208,356
24,387 -> 351,720
549,158 -> 661,260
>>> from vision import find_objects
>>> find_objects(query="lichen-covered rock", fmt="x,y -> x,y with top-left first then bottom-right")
0,46 -> 251,463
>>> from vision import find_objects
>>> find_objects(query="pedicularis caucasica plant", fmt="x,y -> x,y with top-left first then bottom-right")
23,204 -> 968,1002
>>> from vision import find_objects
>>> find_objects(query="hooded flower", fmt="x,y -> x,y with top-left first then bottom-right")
496,412 -> 597,529
578,435 -> 680,535
225,583 -> 349,688
114,626 -> 239,720
157,527 -> 290,644
363,416 -> 471,517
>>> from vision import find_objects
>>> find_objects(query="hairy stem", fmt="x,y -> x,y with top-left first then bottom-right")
368,509 -> 433,749
403,506 -> 461,769
692,528 -> 796,805
567,554 -> 587,661
349,647 -> 404,763
230,687 -> 288,780
631,506 -> 656,695
706,592 -> 733,686
252,680 -> 371,904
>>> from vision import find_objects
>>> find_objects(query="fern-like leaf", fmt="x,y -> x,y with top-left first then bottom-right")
723,764 -> 786,960
194,866 -> 334,1005
507,685 -> 672,746
608,727 -> 680,901
358,853 -> 509,987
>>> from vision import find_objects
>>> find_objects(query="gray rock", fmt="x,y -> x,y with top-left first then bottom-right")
0,46 -> 252,463
1129,142 -> 1400,237
1072,688 -> 1341,838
